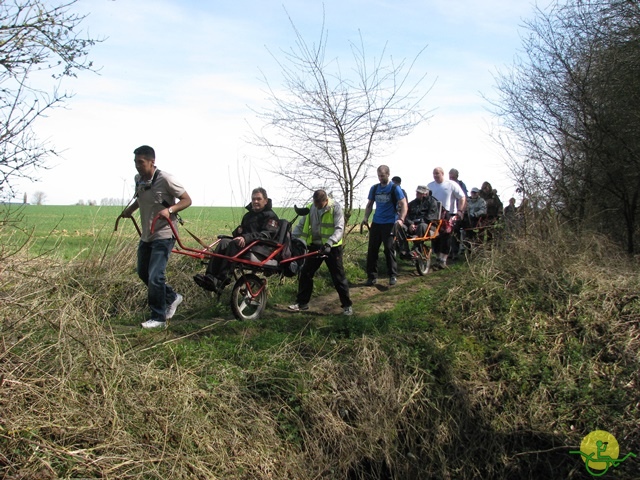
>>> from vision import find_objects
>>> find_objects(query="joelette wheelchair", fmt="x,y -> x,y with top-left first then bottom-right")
393,217 -> 445,275
117,206 -> 320,321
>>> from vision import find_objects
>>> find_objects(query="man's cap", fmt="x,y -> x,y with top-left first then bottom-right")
470,187 -> 480,193
392,176 -> 401,184
416,185 -> 429,194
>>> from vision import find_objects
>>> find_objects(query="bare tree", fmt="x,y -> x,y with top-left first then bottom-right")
492,0 -> 640,253
100,197 -> 124,206
251,12 -> 431,222
0,0 -> 100,201
32,190 -> 46,205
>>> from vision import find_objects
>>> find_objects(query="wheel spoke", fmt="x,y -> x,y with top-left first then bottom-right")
237,300 -> 248,314
231,274 -> 266,321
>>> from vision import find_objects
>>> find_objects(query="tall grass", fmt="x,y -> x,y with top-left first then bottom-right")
0,215 -> 638,479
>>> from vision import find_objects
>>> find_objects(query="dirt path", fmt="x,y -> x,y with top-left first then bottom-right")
271,262 -> 440,317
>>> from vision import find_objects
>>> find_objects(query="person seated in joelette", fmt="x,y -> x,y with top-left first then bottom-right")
462,187 -> 487,241
398,185 -> 440,257
194,187 -> 279,292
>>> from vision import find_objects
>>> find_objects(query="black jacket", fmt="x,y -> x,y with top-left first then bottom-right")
479,190 -> 503,218
232,199 -> 280,242
406,196 -> 440,225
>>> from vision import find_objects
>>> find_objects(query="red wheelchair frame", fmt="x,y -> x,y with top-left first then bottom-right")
394,218 -> 445,275
116,207 -> 321,321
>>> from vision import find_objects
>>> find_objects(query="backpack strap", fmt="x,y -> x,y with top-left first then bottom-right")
376,183 -> 398,206
134,168 -> 160,198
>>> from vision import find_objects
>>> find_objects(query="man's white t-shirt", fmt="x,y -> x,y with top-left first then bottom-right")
427,180 -> 465,213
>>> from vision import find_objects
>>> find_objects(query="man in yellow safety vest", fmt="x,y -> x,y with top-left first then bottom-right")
288,189 -> 353,316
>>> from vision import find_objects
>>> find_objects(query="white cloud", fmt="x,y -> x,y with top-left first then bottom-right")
11,0 -> 532,209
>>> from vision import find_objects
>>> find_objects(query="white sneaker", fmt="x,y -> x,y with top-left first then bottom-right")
288,303 -> 309,311
166,293 -> 183,319
141,319 -> 166,329
343,306 -> 353,316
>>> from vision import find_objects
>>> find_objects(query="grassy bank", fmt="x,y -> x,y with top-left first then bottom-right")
0,218 -> 638,479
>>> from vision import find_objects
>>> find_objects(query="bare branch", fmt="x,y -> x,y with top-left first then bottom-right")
491,0 -> 640,252
0,0 -> 101,200
249,9 -> 432,222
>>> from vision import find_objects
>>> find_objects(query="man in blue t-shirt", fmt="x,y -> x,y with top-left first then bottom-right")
361,165 -> 408,286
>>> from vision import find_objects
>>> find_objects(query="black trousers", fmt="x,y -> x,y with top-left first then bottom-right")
460,216 -> 482,241
398,222 -> 428,253
366,222 -> 397,279
296,244 -> 352,308
433,215 -> 454,255
205,237 -> 240,280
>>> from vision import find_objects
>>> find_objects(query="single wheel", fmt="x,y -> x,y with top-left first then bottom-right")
416,256 -> 431,276
231,274 -> 267,321
416,245 -> 432,276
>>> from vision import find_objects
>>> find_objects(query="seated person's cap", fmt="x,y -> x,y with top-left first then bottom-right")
416,185 -> 429,194
470,187 -> 480,193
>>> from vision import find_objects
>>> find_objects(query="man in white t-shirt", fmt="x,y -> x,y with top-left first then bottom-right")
427,167 -> 466,269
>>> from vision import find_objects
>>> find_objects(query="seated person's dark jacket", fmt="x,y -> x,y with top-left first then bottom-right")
206,199 -> 279,280
405,196 -> 440,227
480,191 -> 503,218
233,198 -> 280,244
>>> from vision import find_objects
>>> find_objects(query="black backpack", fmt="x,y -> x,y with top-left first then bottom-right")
272,219 -> 305,277
281,237 -> 307,277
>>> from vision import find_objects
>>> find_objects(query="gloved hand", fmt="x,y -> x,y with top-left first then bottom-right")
322,243 -> 332,255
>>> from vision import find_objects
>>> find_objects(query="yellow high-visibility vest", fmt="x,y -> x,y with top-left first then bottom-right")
301,200 -> 343,247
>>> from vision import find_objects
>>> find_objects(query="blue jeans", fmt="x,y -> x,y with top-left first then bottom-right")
137,238 -> 177,321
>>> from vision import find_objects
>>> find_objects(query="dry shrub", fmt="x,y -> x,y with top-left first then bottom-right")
441,217 -> 640,477
0,249 -> 308,479
292,336 -> 427,478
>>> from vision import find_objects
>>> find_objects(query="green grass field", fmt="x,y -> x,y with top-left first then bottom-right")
1,204 -> 315,261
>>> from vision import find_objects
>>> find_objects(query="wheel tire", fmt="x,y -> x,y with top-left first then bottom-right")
416,257 -> 431,276
416,245 -> 432,276
230,274 -> 267,321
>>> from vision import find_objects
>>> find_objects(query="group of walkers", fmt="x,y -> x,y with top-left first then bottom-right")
121,145 -> 508,328
360,164 -> 507,285
121,145 -> 353,328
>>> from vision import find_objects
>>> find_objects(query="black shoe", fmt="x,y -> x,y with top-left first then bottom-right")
389,276 -> 397,286
364,277 -> 377,286
193,273 -> 218,292
219,276 -> 231,290
431,259 -> 445,271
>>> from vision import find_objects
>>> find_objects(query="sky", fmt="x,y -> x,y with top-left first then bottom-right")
12,0 -> 538,207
